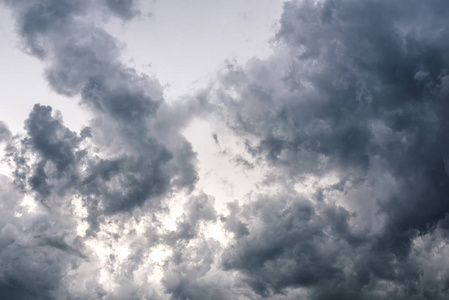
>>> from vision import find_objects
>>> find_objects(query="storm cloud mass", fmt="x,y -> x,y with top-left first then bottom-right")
1,0 -> 449,299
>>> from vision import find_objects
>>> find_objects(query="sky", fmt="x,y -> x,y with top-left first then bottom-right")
1,0 -> 449,299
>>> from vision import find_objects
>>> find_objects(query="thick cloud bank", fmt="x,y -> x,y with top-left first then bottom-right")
1,0 -> 449,299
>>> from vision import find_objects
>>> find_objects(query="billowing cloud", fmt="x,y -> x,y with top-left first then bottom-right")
201,0 -> 449,298
3,0 -> 199,214
1,0 -> 449,299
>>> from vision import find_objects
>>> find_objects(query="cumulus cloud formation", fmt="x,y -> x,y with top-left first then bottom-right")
205,0 -> 449,298
1,0 -> 449,299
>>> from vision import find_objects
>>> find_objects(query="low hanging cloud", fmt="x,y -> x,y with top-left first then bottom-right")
1,0 -> 449,299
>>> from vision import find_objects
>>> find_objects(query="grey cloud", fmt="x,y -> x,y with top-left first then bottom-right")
3,0 -> 198,214
220,201 -> 249,238
0,121 -> 12,143
104,0 -> 140,20
220,191 -> 445,299
274,0 -> 449,233
5,0 -> 159,122
4,104 -> 83,201
7,103 -> 173,217
160,194 -> 226,299
25,104 -> 80,173
3,0 -> 449,299
1,0 -> 199,296
81,73 -> 160,121
162,238 -> 226,300
9,0 -> 85,58
37,235 -> 86,259
0,110 -> 90,298
0,175 -> 83,300
164,193 -> 216,244
203,0 -> 449,298
80,153 -> 172,214
221,195 -> 351,298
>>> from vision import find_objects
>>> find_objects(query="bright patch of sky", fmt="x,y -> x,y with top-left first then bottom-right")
105,0 -> 284,100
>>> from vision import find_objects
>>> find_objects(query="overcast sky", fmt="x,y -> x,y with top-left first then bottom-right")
1,0 -> 449,299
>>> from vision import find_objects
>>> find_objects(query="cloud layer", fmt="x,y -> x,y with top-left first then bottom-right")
1,0 -> 449,299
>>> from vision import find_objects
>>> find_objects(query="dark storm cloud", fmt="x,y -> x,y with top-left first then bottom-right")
202,0 -> 449,298
221,194 -> 360,298
3,0 -> 449,299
